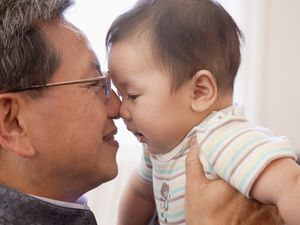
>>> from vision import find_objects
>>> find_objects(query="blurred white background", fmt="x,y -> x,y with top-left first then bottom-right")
65,1 -> 300,224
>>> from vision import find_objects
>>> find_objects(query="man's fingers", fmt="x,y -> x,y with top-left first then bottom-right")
185,137 -> 210,224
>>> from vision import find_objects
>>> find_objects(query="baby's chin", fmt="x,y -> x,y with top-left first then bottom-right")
145,144 -> 170,155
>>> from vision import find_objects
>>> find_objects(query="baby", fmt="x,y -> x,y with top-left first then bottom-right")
106,0 -> 299,224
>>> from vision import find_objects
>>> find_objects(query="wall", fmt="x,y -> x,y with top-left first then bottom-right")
236,0 -> 300,154
260,0 -> 300,154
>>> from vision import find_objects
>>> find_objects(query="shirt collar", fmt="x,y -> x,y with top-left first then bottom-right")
153,104 -> 244,162
30,194 -> 90,210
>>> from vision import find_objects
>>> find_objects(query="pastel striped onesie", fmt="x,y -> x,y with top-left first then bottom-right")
137,104 -> 296,225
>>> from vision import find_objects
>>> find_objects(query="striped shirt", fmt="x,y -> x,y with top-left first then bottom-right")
137,104 -> 296,225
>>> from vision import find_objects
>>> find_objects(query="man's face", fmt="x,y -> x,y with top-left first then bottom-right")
20,19 -> 120,199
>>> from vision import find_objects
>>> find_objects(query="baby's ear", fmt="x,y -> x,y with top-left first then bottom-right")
191,70 -> 218,112
0,94 -> 35,158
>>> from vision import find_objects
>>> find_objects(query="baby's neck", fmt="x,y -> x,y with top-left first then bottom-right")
213,94 -> 233,111
193,94 -> 233,128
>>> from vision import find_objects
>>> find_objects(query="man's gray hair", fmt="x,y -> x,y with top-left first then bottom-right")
0,0 -> 73,94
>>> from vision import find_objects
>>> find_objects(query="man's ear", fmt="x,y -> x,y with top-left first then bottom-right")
0,95 -> 35,157
191,70 -> 218,112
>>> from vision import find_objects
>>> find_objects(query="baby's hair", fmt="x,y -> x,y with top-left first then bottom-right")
106,0 -> 243,93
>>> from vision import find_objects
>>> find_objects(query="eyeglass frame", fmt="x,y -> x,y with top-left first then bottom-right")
0,71 -> 111,97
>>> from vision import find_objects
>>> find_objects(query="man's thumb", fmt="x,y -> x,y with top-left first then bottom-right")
186,137 -> 209,189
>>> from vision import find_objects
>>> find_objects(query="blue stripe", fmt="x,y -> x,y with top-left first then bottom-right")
167,210 -> 185,219
153,164 -> 185,175
206,127 -> 248,160
240,147 -> 294,192
221,135 -> 270,179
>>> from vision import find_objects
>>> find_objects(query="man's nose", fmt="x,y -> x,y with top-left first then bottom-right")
106,90 -> 120,119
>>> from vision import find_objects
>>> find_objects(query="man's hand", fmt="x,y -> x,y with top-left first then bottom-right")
185,138 -> 284,225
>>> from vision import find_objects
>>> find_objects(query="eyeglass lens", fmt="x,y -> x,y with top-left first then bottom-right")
101,76 -> 111,98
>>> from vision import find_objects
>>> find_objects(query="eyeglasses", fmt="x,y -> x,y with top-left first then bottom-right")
0,71 -> 111,98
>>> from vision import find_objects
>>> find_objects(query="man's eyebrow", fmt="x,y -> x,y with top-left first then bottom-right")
90,59 -> 102,75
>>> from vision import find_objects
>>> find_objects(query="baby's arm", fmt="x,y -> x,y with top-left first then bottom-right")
251,157 -> 300,225
117,170 -> 156,225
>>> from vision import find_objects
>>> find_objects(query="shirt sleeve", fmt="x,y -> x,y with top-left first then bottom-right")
210,130 -> 297,197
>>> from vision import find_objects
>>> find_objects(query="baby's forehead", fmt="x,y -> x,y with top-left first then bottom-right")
111,72 -> 142,88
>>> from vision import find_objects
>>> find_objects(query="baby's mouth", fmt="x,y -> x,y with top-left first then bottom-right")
134,132 -> 146,143
134,132 -> 142,138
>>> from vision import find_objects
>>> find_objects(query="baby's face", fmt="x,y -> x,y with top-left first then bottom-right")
108,40 -> 195,154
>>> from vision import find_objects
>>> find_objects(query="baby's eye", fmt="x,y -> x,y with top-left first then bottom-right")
128,94 -> 139,101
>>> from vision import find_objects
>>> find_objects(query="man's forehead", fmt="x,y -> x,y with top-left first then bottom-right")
39,18 -> 102,79
59,21 -> 84,39
39,18 -> 84,40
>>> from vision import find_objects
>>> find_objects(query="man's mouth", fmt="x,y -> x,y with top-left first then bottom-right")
103,129 -> 117,142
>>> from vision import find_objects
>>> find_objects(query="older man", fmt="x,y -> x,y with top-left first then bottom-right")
0,0 -> 283,224
0,0 -> 120,223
